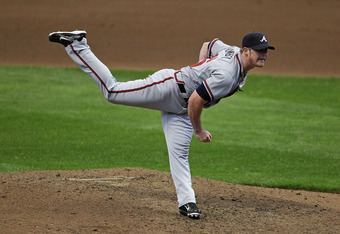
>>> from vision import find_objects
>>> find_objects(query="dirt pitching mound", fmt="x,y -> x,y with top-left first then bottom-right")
1,168 -> 339,233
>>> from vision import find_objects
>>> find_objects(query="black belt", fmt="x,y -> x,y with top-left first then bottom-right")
177,83 -> 186,93
175,71 -> 189,104
178,81 -> 189,105
177,83 -> 188,103
175,71 -> 187,93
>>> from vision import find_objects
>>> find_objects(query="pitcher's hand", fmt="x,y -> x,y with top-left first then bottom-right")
195,129 -> 212,143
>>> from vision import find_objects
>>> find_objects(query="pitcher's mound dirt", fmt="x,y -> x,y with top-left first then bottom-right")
1,168 -> 339,233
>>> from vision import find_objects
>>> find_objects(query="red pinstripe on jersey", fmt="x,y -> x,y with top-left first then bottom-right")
235,54 -> 243,78
203,80 -> 214,100
70,45 -> 175,93
208,38 -> 219,58
174,71 -> 184,84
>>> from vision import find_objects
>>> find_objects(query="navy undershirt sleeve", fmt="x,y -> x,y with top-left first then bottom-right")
196,83 -> 211,102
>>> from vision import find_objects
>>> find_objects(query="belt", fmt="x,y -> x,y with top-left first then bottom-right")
177,83 -> 186,93
174,71 -> 189,105
174,71 -> 187,93
176,78 -> 189,103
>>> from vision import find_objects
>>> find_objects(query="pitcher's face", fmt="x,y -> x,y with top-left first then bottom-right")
249,48 -> 268,67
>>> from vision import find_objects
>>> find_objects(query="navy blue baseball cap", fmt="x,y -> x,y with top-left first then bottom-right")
242,32 -> 275,50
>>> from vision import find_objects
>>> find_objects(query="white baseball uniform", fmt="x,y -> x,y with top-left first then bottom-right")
64,37 -> 247,207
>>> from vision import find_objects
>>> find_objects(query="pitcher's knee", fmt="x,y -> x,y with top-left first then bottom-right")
104,92 -> 115,103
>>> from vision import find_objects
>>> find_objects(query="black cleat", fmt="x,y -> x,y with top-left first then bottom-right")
48,30 -> 87,46
179,203 -> 202,219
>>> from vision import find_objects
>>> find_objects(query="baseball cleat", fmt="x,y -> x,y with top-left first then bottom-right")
48,30 -> 87,46
178,203 -> 202,219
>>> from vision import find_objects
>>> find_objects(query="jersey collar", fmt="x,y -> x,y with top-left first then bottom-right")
236,53 -> 246,79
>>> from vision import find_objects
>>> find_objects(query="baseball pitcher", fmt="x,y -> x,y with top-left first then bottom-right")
49,30 -> 275,219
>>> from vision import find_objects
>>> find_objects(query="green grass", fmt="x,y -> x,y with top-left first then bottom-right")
0,65 -> 339,192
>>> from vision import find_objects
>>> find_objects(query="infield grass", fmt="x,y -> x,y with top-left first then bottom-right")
0,65 -> 339,192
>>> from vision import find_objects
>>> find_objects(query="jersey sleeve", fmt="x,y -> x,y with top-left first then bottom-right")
196,70 -> 234,102
208,38 -> 231,58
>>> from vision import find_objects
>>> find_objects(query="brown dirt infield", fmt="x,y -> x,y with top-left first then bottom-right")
0,0 -> 339,233
1,168 -> 339,233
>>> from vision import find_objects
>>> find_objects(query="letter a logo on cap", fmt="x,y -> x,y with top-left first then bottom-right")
260,36 -> 268,43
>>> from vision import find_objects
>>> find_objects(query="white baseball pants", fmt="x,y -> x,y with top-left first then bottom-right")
65,38 -> 196,207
